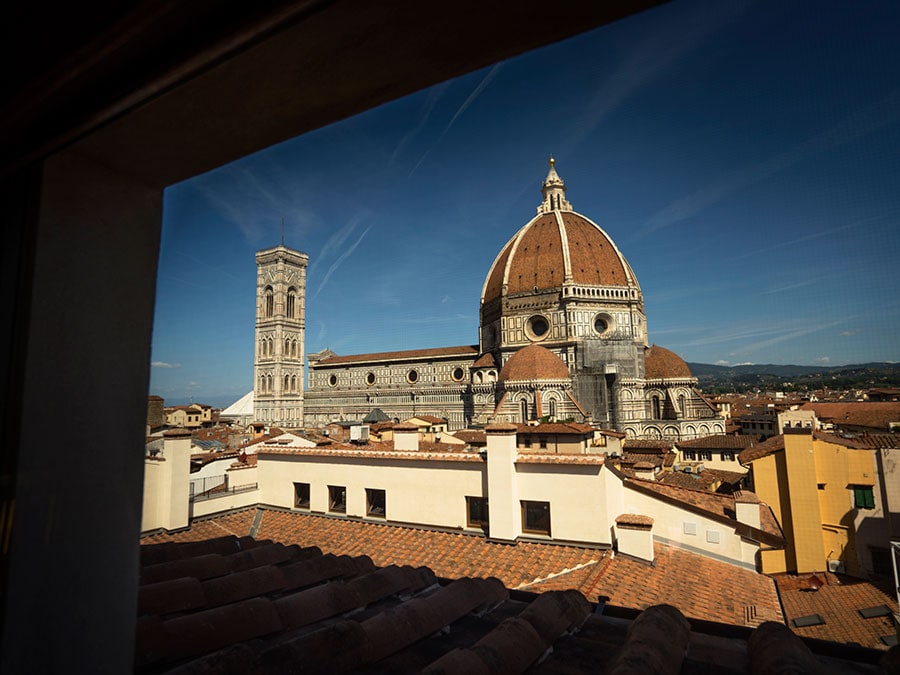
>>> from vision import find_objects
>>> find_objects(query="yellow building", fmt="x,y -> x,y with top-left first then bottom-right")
740,429 -> 891,577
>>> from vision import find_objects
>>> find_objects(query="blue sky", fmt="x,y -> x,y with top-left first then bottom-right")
150,0 -> 900,407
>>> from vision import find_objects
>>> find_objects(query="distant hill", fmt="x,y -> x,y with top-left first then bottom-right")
686,362 -> 900,394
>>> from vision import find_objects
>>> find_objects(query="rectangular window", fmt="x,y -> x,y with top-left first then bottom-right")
328,485 -> 346,514
466,496 -> 489,528
521,500 -> 551,536
722,451 -> 735,462
852,486 -> 875,510
293,482 -> 310,509
539,437 -> 548,449
523,436 -> 531,448
683,450 -> 696,461
700,450 -> 712,461
366,488 -> 386,518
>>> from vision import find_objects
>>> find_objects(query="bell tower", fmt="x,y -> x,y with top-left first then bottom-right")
254,244 -> 308,427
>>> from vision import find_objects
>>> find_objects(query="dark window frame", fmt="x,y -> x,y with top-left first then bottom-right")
366,488 -> 386,518
521,500 -> 551,536
293,482 -> 310,509
466,496 -> 489,529
328,485 -> 346,514
852,485 -> 875,510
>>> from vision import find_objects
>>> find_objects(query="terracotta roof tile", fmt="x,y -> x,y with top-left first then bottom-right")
498,344 -> 570,381
317,344 -> 479,366
136,514 -> 883,672
774,573 -> 899,651
644,344 -> 692,379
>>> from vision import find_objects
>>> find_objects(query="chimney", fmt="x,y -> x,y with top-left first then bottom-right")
615,514 -> 654,563
633,461 -> 656,481
734,490 -> 761,530
485,423 -> 519,541
142,428 -> 192,532
393,423 -> 419,451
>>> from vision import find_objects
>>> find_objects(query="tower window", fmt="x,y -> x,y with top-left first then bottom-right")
264,286 -> 274,318
287,288 -> 296,318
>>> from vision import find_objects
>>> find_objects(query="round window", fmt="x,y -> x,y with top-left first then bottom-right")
365,372 -> 376,386
593,313 -> 613,336
407,369 -> 419,384
451,367 -> 464,382
526,315 -> 550,341
328,374 -> 337,387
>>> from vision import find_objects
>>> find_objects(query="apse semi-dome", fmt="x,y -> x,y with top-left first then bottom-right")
498,344 -> 570,382
644,344 -> 692,379
481,158 -> 642,309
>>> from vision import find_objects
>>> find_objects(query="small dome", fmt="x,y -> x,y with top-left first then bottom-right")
498,344 -> 570,381
644,344 -> 692,379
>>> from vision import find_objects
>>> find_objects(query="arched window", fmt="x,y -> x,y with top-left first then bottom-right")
264,286 -> 274,318
678,394 -> 687,418
291,375 -> 297,392
266,374 -> 272,393
651,395 -> 661,419
284,374 -> 290,391
520,399 -> 529,423
548,398 -> 557,419
287,288 -> 296,318
285,338 -> 290,357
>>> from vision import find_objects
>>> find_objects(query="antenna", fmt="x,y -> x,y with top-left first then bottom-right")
281,217 -> 285,246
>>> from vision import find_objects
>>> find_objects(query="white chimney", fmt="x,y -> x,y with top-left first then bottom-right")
615,514 -> 655,563
733,491 -> 762,530
393,423 -> 419,451
486,423 -> 519,541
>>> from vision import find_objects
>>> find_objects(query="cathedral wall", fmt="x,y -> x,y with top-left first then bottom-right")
306,353 -> 477,428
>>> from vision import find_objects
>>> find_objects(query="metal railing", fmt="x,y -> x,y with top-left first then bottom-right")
189,474 -> 261,502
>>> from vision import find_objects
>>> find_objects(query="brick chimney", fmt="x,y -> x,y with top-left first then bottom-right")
615,514 -> 654,563
393,423 -> 419,451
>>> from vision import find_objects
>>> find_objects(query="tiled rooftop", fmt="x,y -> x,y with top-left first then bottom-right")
677,435 -> 760,449
775,573 -> 899,651
644,344 -> 692,379
137,510 -> 895,673
316,344 -> 479,366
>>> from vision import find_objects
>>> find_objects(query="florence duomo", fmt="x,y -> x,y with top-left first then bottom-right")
257,159 -> 724,439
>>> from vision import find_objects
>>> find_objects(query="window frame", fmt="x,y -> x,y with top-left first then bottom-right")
852,485 -> 875,510
521,500 -> 551,536
328,485 -> 347,514
366,488 -> 386,518
466,496 -> 489,529
293,482 -> 310,510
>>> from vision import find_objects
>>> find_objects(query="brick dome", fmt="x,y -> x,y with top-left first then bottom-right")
644,344 -> 692,379
498,344 -> 570,382
481,159 -> 641,308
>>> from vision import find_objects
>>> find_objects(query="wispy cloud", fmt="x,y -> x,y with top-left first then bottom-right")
192,164 -> 322,244
391,81 -> 451,164
312,217 -> 373,299
643,89 -> 900,234
152,361 -> 181,369
409,63 -> 504,177
559,2 -> 752,158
